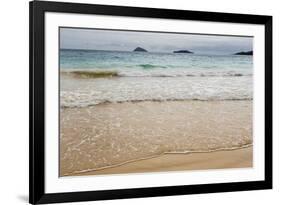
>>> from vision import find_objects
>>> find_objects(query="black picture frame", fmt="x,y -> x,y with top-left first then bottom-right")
29,1 -> 272,204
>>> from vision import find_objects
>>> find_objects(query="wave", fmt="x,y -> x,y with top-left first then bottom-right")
137,64 -> 167,69
61,70 -> 252,108
61,98 -> 253,108
118,72 -> 251,77
66,70 -> 118,78
62,70 -> 252,78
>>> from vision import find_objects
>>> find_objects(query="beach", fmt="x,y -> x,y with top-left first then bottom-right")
60,100 -> 252,176
71,147 -> 252,176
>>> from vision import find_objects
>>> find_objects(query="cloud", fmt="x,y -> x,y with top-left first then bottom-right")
60,28 -> 253,55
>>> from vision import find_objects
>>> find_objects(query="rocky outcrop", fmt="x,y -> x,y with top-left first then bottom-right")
173,50 -> 193,54
133,47 -> 148,52
234,51 -> 253,55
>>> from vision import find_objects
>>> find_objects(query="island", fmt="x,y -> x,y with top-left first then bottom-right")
234,51 -> 253,55
173,50 -> 193,54
133,47 -> 148,52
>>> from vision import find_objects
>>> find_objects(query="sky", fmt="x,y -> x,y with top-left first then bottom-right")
60,28 -> 253,55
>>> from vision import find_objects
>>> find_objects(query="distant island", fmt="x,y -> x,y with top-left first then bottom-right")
133,47 -> 148,52
234,51 -> 253,55
173,50 -> 193,54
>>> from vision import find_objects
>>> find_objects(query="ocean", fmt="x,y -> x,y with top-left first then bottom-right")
60,49 -> 253,108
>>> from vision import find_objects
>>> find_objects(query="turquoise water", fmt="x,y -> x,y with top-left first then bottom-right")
60,49 -> 252,77
60,49 -> 253,108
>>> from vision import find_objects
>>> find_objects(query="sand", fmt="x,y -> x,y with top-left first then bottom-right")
60,100 -> 252,176
72,146 -> 252,176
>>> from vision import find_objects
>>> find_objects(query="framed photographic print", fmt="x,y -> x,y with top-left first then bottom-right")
29,0 -> 272,204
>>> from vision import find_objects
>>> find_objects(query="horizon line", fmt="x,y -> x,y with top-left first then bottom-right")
60,48 -> 253,56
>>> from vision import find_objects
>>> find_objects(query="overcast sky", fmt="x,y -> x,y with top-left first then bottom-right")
60,28 -> 253,55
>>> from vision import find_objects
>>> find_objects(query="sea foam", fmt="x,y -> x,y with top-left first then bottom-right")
61,74 -> 252,108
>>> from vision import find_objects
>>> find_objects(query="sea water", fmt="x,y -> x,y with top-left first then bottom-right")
60,49 -> 253,108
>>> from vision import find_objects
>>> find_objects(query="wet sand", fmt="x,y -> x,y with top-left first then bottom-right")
60,100 -> 252,176
73,146 -> 252,176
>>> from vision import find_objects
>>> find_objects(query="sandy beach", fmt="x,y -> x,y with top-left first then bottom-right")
72,146 -> 252,176
60,100 -> 252,176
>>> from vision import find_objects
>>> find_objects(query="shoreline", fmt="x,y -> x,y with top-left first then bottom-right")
60,98 -> 253,109
66,146 -> 253,177
62,144 -> 252,176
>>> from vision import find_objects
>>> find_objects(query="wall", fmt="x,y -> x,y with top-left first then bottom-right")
0,0 -> 279,204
